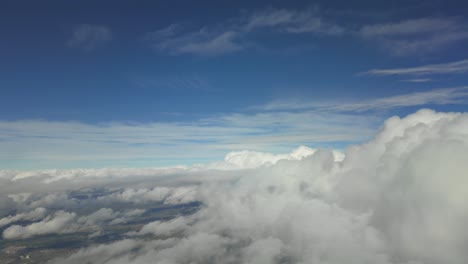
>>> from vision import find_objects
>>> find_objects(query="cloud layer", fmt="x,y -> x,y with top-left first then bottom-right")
145,7 -> 468,57
1,109 -> 468,263
0,110 -> 377,170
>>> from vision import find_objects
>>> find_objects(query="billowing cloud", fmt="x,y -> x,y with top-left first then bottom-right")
0,207 -> 47,227
3,211 -> 77,239
1,109 -> 467,263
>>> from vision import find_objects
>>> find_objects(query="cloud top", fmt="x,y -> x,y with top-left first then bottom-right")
1,109 -> 468,264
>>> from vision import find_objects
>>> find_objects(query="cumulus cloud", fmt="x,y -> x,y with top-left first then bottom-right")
0,207 -> 47,227
131,216 -> 190,237
100,186 -> 197,205
0,109 -> 465,263
3,211 -> 77,239
1,207 -> 149,239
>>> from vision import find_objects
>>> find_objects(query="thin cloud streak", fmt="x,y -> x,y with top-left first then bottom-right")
244,8 -> 344,34
358,17 -> 468,55
146,7 -> 344,56
361,59 -> 468,76
256,87 -> 468,112
147,11 -> 468,56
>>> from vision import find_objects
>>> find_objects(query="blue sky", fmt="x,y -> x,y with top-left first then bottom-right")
1,0 -> 468,169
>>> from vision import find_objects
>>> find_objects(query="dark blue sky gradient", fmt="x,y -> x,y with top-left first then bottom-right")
1,0 -> 467,122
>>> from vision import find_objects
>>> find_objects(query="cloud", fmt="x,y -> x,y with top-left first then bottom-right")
68,24 -> 112,51
31,108 -> 468,264
131,216 -> 190,237
3,211 -> 77,239
0,110 -> 378,170
149,26 -> 243,55
2,87 -> 468,170
0,207 -> 47,227
245,8 -> 344,35
146,10 -> 468,57
1,207 -> 148,239
361,59 -> 468,76
50,239 -> 142,264
359,18 -> 468,55
360,18 -> 459,37
99,186 -> 197,205
256,87 -> 468,112
401,78 -> 432,83
147,7 -> 343,56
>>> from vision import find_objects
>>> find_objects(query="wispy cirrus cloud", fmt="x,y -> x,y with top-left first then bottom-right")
148,26 -> 243,56
359,17 -> 468,55
3,87 -> 468,169
256,87 -> 468,112
243,8 -> 344,35
146,7 -> 343,56
401,78 -> 432,83
361,59 -> 468,76
68,24 -> 112,51
0,111 -> 377,170
145,6 -> 468,57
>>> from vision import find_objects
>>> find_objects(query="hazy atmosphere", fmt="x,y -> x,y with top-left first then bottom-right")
1,0 -> 468,263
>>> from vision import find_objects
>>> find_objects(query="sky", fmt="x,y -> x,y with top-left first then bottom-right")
1,0 -> 468,170
1,2 -> 468,263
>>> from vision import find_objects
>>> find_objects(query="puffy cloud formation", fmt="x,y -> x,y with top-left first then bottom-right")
217,146 -> 344,169
0,207 -> 47,227
3,211 -> 77,239
2,207 -> 147,239
2,109 -> 468,263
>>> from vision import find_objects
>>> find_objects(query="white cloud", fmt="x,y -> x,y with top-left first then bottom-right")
68,24 -> 112,51
361,59 -> 468,76
359,18 -> 468,55
50,239 -> 142,264
132,216 -> 190,237
3,211 -> 77,239
2,109 -> 468,263
257,87 -> 468,112
147,7 -> 343,56
0,207 -> 47,227
360,18 -> 459,37
149,27 -> 243,55
401,78 -> 432,83
0,110 -> 378,170
1,207 -> 148,239
3,87 -> 467,170
99,186 -> 197,205
245,8 -> 344,35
